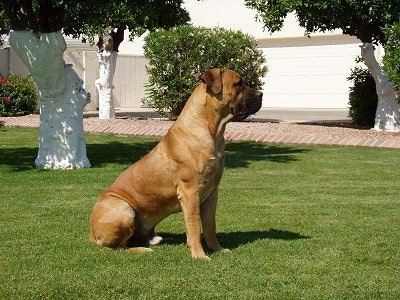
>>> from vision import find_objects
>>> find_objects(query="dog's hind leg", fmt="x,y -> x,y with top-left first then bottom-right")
90,197 -> 135,248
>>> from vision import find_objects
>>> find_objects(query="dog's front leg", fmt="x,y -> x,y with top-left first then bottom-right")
201,190 -> 228,252
178,185 -> 209,260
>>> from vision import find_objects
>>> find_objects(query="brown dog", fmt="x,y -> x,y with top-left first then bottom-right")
89,68 -> 263,259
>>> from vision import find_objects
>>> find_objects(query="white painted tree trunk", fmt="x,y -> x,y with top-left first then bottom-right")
360,43 -> 400,132
9,30 -> 91,169
95,50 -> 117,119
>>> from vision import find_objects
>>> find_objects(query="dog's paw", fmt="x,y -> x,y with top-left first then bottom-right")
149,235 -> 164,245
126,247 -> 153,253
193,254 -> 211,261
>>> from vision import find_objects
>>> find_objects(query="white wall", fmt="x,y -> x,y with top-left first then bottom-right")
183,0 -> 268,38
0,48 -> 9,75
260,35 -> 361,108
118,1 -> 344,55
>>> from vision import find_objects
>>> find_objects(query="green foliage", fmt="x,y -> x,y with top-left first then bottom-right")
245,0 -> 400,44
347,66 -> 377,127
383,23 -> 400,95
0,74 -> 38,116
0,0 -> 190,47
143,25 -> 268,118
63,0 -> 190,48
0,7 -> 8,45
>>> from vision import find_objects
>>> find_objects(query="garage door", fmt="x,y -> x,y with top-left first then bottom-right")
258,35 -> 361,109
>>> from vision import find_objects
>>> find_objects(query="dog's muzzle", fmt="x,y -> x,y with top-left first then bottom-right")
233,89 -> 263,121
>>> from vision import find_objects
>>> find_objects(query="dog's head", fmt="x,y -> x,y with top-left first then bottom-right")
201,68 -> 263,121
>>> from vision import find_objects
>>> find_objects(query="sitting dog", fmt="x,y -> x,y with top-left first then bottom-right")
90,68 -> 263,259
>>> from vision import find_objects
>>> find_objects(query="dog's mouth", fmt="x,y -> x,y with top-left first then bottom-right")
232,90 -> 263,121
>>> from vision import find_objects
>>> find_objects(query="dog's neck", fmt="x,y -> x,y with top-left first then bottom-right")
177,85 -> 232,140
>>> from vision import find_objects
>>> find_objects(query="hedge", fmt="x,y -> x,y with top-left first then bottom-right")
0,74 -> 38,116
143,25 -> 267,119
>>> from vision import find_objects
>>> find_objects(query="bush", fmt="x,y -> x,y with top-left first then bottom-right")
347,65 -> 378,127
0,74 -> 38,116
143,25 -> 267,119
383,23 -> 400,97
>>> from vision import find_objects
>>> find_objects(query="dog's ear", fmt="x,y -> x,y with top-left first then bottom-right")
201,69 -> 222,95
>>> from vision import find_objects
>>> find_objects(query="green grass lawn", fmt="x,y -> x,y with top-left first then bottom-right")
1,126 -> 399,299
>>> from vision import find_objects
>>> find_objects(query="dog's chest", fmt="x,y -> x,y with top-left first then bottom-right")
199,150 -> 224,198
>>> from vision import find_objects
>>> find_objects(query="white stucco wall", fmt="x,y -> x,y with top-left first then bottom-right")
260,35 -> 361,108
118,0 -> 344,55
184,0 -> 308,39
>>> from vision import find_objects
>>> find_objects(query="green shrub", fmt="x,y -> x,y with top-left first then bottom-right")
347,65 -> 378,127
383,22 -> 400,98
0,74 -> 38,116
143,25 -> 267,119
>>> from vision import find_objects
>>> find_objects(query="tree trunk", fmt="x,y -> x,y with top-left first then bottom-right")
95,26 -> 123,120
360,43 -> 400,132
9,30 -> 91,169
95,50 -> 117,119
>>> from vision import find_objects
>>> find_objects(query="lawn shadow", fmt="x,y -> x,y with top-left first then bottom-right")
225,141 -> 310,168
218,228 -> 310,249
158,228 -> 310,250
0,145 -> 38,171
88,140 -> 309,169
0,139 -> 157,171
86,140 -> 158,167
1,134 -> 309,171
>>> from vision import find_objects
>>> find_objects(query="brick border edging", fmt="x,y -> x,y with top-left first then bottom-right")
1,116 -> 400,149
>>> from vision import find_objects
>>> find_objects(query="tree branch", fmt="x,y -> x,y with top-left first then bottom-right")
0,0 -> 36,31
112,26 -> 126,52
20,0 -> 37,31
39,0 -> 65,33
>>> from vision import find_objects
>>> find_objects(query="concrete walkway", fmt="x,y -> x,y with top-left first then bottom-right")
84,108 -> 352,123
1,109 -> 400,149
